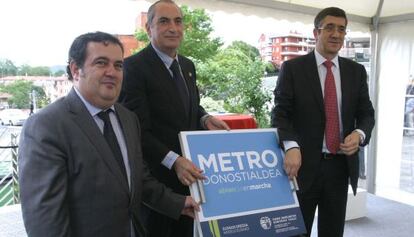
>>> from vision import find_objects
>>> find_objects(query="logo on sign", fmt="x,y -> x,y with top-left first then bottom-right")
260,216 -> 272,230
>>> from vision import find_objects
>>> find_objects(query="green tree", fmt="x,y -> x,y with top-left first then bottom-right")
133,5 -> 222,63
264,61 -> 278,75
179,6 -> 222,62
227,41 -> 261,60
30,66 -> 51,76
198,41 -> 271,127
53,69 -> 66,77
18,64 -> 31,76
0,59 -> 18,77
0,80 -> 49,109
19,64 -> 50,76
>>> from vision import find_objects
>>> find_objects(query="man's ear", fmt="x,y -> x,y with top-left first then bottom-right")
313,28 -> 318,39
145,23 -> 152,38
69,61 -> 80,81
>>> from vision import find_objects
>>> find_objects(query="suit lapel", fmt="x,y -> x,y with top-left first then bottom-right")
114,104 -> 137,199
339,57 -> 350,122
66,89 -> 130,193
179,55 -> 195,123
305,52 -> 325,113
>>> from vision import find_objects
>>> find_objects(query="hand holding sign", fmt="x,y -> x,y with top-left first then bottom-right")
283,148 -> 302,179
174,156 -> 205,186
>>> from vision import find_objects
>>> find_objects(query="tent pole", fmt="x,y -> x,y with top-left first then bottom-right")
366,0 -> 384,194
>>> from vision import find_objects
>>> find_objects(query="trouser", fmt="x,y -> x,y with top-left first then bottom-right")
140,205 -> 193,237
295,154 -> 349,237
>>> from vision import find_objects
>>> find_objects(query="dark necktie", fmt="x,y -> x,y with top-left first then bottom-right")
170,59 -> 189,113
97,110 -> 127,180
323,60 -> 340,154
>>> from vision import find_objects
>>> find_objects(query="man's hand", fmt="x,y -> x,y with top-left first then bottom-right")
181,196 -> 200,218
205,116 -> 230,130
174,156 -> 205,186
340,131 -> 360,155
284,148 -> 301,179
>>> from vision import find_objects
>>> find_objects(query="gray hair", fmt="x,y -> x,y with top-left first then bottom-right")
146,0 -> 182,27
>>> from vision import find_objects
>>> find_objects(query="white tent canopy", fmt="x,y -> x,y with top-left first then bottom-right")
221,0 -> 414,22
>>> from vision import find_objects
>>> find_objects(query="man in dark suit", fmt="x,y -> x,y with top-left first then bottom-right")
18,31 -> 199,237
119,1 -> 229,236
271,7 -> 375,237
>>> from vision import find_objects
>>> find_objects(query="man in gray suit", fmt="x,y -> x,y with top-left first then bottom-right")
18,31 -> 199,237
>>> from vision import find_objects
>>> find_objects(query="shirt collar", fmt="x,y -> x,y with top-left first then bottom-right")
151,43 -> 179,68
314,49 -> 339,68
73,87 -> 115,117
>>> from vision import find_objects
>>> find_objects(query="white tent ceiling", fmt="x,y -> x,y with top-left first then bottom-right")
221,0 -> 414,25
268,0 -> 414,17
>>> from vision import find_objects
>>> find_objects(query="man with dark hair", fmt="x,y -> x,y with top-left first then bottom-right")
119,1 -> 229,236
272,7 -> 375,237
19,31 -> 199,237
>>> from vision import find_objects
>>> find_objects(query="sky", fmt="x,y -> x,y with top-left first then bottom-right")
0,0 -> 144,66
0,0 -> 369,67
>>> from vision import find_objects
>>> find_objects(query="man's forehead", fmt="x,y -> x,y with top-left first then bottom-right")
321,16 -> 346,26
154,3 -> 182,18
86,42 -> 123,60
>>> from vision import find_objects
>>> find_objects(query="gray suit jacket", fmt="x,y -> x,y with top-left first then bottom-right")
18,89 -> 185,237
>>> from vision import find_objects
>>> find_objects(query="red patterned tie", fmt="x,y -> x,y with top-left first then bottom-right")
323,60 -> 340,154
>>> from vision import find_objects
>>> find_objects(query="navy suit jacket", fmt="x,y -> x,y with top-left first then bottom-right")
119,44 -> 207,195
271,51 -> 375,194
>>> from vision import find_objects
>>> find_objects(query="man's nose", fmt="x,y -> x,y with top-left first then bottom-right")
168,22 -> 180,32
105,65 -> 119,77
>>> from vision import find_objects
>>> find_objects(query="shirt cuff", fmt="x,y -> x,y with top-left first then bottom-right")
200,114 -> 212,129
283,141 -> 299,152
161,151 -> 180,169
355,129 -> 366,145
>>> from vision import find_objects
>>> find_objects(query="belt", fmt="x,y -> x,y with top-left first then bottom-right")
321,152 -> 346,160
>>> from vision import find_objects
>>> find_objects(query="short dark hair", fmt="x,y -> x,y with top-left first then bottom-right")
314,7 -> 348,29
66,31 -> 124,80
146,0 -> 182,27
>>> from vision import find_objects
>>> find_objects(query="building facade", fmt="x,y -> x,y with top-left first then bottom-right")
116,12 -> 148,58
0,76 -> 72,103
259,33 -> 370,69
259,32 -> 315,68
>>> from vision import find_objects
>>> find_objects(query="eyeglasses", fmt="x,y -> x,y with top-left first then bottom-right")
318,24 -> 347,34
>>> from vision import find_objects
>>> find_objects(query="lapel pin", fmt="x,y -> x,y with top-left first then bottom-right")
189,72 -> 192,77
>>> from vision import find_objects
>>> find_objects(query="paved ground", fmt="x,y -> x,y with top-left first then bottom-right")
2,194 -> 414,237
0,205 -> 25,237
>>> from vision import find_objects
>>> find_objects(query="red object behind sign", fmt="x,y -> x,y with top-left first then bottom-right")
216,114 -> 257,129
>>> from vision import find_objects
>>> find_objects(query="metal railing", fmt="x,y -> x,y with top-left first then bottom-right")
0,131 -> 20,207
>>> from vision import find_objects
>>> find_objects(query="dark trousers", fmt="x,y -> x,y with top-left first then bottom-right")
297,155 -> 349,237
140,205 -> 193,237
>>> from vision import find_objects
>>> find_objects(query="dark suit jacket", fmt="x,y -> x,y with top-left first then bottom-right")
271,51 -> 375,194
119,44 -> 207,195
18,89 -> 185,237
